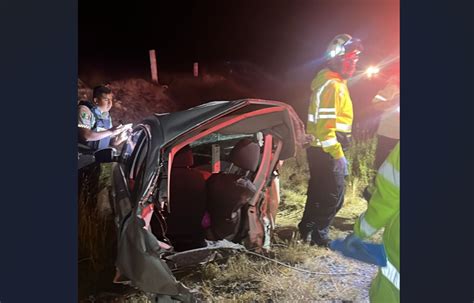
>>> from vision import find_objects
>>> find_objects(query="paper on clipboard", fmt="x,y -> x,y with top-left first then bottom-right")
121,123 -> 133,130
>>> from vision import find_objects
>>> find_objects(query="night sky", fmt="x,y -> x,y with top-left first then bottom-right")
79,0 -> 399,80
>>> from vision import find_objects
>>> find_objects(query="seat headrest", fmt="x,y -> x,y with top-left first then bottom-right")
173,145 -> 194,168
230,138 -> 260,172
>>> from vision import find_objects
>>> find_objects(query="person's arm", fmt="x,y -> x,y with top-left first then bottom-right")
77,106 -> 124,142
354,143 -> 400,239
372,84 -> 400,112
110,129 -> 131,147
78,127 -> 122,142
372,94 -> 400,112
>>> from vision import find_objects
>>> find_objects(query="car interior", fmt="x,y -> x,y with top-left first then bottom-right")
147,132 -> 268,252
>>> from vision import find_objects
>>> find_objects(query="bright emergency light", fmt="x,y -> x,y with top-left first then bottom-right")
366,66 -> 380,78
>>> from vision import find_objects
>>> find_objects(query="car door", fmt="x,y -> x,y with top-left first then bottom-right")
111,125 -> 151,229
111,124 -> 193,301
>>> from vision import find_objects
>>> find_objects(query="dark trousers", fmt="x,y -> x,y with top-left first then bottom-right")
298,146 -> 346,242
374,135 -> 399,170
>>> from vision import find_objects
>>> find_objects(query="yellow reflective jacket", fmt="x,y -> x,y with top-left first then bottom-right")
354,142 -> 400,291
307,68 -> 353,159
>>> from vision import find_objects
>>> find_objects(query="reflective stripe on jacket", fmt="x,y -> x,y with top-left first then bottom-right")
306,68 -> 353,159
354,143 -> 400,290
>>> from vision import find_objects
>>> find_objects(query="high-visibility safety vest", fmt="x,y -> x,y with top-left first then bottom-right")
306,68 -> 353,159
354,143 -> 400,291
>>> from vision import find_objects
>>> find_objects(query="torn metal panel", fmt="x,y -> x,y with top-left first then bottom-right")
164,240 -> 245,272
115,205 -> 192,301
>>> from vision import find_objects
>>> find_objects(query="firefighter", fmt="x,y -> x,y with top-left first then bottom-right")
347,142 -> 400,302
298,34 -> 363,246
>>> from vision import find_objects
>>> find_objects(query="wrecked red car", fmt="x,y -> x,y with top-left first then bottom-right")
95,99 -> 308,301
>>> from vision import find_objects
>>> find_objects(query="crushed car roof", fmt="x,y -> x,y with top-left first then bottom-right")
142,99 -> 306,149
136,99 -> 308,199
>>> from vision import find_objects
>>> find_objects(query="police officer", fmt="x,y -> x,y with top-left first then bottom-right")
78,85 -> 128,150
298,34 -> 363,246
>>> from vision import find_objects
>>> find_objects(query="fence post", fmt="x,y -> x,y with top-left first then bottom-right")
193,62 -> 199,77
149,49 -> 159,84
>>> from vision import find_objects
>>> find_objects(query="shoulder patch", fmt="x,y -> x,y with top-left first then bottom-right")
78,105 -> 94,128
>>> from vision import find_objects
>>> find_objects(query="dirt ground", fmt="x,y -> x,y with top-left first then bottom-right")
79,224 -> 378,303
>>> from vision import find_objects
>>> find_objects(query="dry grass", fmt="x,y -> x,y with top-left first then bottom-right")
78,164 -> 119,299
277,140 -> 376,228
276,148 -> 310,227
100,243 -> 377,302
109,78 -> 177,123
78,199 -> 111,269
78,164 -> 114,265
177,241 -> 377,302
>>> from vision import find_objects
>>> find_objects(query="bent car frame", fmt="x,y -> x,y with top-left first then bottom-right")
96,99 -> 308,301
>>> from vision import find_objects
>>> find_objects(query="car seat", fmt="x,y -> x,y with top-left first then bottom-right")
165,145 -> 208,251
206,138 -> 260,241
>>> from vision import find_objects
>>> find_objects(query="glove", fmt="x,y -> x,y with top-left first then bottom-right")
330,233 -> 387,266
341,232 -> 359,250
333,156 -> 349,176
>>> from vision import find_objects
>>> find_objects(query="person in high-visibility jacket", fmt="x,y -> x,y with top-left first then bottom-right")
372,71 -> 400,170
363,69 -> 400,202
353,142 -> 400,302
298,34 -> 363,246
